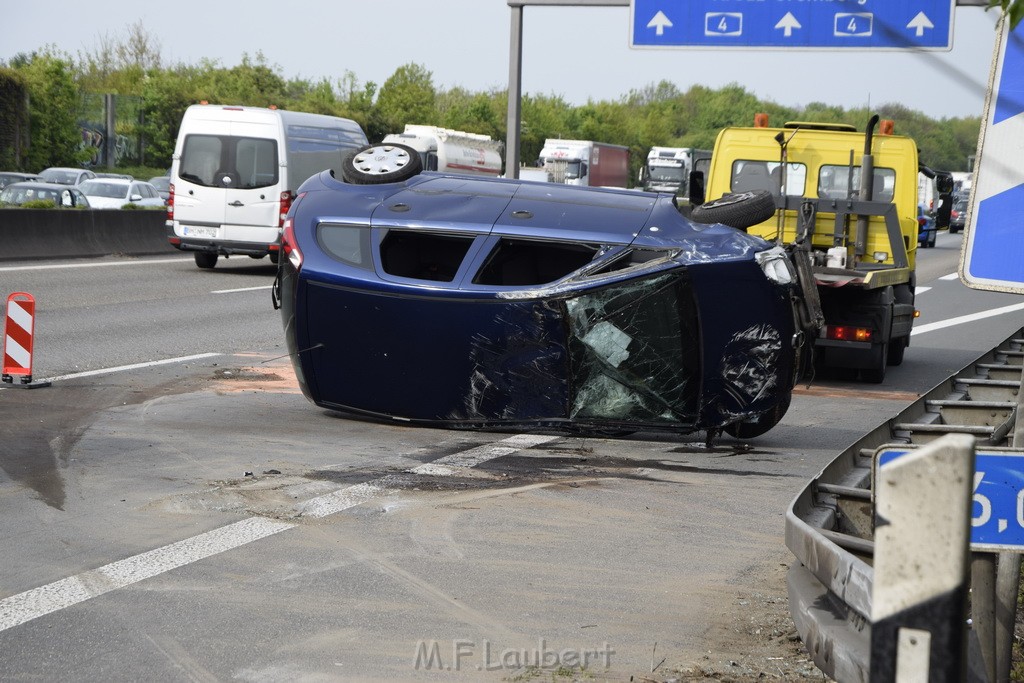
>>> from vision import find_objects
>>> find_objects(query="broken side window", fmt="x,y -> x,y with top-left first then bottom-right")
475,238 -> 600,286
379,230 -> 475,282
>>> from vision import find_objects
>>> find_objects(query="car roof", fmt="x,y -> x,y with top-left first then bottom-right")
4,181 -> 83,191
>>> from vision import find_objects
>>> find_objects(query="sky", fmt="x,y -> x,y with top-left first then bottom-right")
0,1 -> 1005,120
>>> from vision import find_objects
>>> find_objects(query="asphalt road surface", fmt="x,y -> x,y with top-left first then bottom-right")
2,231 -> 1023,681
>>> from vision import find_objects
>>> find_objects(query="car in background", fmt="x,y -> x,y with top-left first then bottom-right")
38,167 -> 97,186
0,172 -> 43,190
94,172 -> 134,180
917,205 -> 936,248
78,178 -> 165,209
148,175 -> 170,201
949,196 -> 967,234
274,143 -> 808,440
0,181 -> 90,208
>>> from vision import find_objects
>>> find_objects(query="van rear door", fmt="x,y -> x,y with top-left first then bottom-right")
223,119 -> 281,230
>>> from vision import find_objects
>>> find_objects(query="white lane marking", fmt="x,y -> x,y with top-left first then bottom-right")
211,285 -> 273,294
0,258 -> 191,272
916,286 -> 932,295
912,301 -> 1024,336
43,353 -> 222,383
0,433 -> 560,632
0,517 -> 293,633
939,273 -> 959,281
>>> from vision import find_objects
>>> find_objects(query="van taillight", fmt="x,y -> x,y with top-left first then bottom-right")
282,218 -> 302,270
167,183 -> 175,221
279,191 -> 293,227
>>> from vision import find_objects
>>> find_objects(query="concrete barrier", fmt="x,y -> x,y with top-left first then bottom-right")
0,209 -> 176,261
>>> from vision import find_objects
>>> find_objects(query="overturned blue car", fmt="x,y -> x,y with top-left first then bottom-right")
273,143 -> 809,439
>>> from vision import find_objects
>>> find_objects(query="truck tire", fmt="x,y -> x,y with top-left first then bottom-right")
861,343 -> 888,383
688,190 -> 776,230
195,252 -> 218,269
724,392 -> 791,439
341,143 -> 422,185
887,336 -> 908,366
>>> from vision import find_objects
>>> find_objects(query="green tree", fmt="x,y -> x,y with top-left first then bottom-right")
0,67 -> 30,168
373,63 -> 437,141
15,52 -> 90,171
988,0 -> 1024,28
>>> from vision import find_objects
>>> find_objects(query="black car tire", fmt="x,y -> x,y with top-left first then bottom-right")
723,392 -> 792,440
341,143 -> 422,185
195,252 -> 218,269
688,190 -> 776,230
928,230 -> 937,248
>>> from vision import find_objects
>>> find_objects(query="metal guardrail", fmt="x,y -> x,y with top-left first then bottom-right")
786,328 -> 1024,682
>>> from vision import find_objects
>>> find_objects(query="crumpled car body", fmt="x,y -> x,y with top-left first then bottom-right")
276,171 -> 803,436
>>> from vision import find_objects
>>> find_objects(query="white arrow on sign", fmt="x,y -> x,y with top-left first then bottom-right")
907,12 -> 935,37
647,10 -> 673,36
775,12 -> 802,38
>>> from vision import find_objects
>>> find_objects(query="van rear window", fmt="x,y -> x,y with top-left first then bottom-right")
179,134 -> 278,189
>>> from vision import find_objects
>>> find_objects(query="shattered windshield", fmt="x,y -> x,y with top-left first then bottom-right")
566,273 -> 699,424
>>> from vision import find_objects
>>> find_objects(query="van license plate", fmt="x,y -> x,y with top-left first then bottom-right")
183,226 -> 218,239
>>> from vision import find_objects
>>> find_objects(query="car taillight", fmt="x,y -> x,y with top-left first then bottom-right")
279,191 -> 293,227
826,325 -> 872,342
282,218 -> 302,270
167,183 -> 175,221
918,216 -> 926,227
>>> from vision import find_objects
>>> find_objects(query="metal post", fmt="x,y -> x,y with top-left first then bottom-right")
505,5 -> 524,178
973,553 -> 998,683
996,553 -> 1021,682
104,94 -> 116,168
871,434 -> 974,682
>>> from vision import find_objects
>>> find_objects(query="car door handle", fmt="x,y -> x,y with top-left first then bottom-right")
229,200 -> 244,207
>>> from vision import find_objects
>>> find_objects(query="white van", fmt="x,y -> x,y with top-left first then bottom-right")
167,104 -> 368,268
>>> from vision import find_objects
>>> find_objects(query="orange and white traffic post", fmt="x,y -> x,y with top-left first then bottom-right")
2,292 -> 49,388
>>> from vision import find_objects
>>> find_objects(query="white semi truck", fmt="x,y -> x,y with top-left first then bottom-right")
381,125 -> 502,177
638,146 -> 712,195
536,139 -> 630,188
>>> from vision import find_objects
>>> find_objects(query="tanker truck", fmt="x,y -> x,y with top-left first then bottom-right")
381,125 -> 503,177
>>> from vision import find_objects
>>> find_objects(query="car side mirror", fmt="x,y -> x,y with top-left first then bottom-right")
130,194 -> 142,202
61,190 -> 73,207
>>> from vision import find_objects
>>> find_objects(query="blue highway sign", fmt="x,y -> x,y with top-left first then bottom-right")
630,0 -> 955,50
878,447 -> 1024,552
961,20 -> 1024,293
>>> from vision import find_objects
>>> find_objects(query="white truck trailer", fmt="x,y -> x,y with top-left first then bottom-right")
381,125 -> 502,177
537,139 -> 630,188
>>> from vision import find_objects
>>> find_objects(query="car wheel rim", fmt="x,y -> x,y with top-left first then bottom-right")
351,145 -> 413,176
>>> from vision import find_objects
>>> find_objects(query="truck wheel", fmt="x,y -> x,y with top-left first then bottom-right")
341,143 -> 422,185
887,336 -> 908,366
724,393 -> 791,439
861,343 -> 888,383
688,190 -> 776,231
195,252 -> 218,269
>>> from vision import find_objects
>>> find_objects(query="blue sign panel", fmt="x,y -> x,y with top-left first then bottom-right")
630,0 -> 955,50
878,448 -> 1024,551
961,20 -> 1024,293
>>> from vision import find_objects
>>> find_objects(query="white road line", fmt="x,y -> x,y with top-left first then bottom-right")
0,258 -> 191,272
939,273 -> 959,281
211,285 -> 273,294
43,353 -> 222,383
0,433 -> 559,632
0,518 -> 293,633
912,301 -> 1024,336
916,286 -> 932,295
